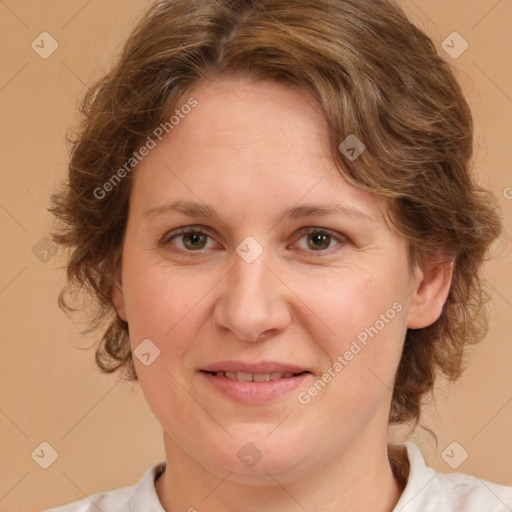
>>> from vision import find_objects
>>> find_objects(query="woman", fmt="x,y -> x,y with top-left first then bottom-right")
47,0 -> 511,510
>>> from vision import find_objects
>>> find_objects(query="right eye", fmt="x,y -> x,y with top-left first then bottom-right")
161,226 -> 219,252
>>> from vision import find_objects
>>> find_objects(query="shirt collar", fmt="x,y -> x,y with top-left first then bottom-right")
130,460 -> 166,511
391,441 -> 441,512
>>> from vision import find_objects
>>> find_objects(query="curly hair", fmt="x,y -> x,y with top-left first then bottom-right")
51,0 -> 502,429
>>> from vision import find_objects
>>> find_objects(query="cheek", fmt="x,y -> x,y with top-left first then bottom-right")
301,268 -> 405,344
299,269 -> 407,397
120,256 -> 210,417
122,256 -> 179,330
121,253 -> 218,358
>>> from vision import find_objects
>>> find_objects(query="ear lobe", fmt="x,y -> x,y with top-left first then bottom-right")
406,259 -> 455,329
112,270 -> 127,321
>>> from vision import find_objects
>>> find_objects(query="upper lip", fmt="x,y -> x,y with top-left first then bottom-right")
201,360 -> 310,374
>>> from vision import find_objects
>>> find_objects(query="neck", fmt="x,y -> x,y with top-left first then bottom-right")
155,433 -> 406,512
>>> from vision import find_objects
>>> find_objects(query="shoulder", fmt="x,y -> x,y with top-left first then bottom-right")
41,462 -> 166,512
393,442 -> 512,512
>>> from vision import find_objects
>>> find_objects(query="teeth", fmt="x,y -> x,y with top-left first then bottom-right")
253,373 -> 270,382
213,371 -> 299,381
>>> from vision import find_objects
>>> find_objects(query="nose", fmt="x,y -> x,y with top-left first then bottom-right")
213,245 -> 291,343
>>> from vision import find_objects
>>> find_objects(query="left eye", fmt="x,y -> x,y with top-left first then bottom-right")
293,227 -> 346,253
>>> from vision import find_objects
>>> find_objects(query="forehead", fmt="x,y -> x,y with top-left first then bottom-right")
131,77 -> 386,225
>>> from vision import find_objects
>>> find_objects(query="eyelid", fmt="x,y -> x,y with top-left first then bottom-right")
294,226 -> 346,240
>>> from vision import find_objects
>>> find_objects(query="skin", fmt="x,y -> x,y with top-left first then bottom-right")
114,76 -> 454,512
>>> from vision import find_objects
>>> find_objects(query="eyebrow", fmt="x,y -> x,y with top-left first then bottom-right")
144,200 -> 376,223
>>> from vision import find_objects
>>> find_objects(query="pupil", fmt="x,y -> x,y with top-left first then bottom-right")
309,233 -> 330,250
185,233 -> 206,249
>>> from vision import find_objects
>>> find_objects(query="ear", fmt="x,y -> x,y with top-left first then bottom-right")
406,258 -> 455,329
112,268 -> 127,321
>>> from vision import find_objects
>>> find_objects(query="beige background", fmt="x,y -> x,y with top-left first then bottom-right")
0,0 -> 511,510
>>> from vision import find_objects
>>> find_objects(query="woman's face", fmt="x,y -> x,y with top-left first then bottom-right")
114,77 -> 446,482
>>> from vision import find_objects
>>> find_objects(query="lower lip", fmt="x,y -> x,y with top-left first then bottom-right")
200,371 -> 310,405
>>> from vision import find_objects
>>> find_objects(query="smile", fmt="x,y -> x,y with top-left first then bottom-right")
204,370 -> 307,382
199,364 -> 312,404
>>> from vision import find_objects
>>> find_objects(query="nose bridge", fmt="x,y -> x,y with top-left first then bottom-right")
232,248 -> 269,300
213,242 -> 290,341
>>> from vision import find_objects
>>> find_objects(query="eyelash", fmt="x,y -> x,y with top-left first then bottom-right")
160,225 -> 348,257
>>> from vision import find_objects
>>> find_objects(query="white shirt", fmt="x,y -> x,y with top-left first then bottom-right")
44,442 -> 512,511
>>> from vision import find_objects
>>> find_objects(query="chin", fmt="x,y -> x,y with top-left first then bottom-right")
196,428 -> 313,484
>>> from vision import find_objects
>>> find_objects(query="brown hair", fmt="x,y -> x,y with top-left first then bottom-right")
51,0 -> 502,429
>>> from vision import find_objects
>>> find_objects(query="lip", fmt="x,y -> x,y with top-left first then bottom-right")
201,360 -> 309,374
199,360 -> 312,405
200,371 -> 310,405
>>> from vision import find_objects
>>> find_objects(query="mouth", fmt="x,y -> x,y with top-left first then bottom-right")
199,361 -> 312,404
201,370 -> 310,382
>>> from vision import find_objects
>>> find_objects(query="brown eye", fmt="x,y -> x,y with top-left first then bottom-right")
182,232 -> 208,250
294,227 -> 348,255
163,227 -> 215,252
307,232 -> 332,251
